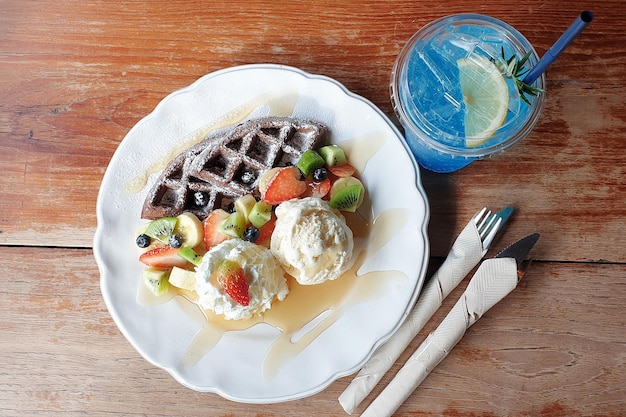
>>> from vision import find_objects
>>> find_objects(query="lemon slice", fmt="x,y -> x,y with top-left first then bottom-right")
458,55 -> 509,147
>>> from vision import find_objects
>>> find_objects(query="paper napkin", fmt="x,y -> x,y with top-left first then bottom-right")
360,257 -> 519,417
339,218 -> 485,414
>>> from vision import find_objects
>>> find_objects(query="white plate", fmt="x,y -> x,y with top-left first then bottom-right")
95,64 -> 429,403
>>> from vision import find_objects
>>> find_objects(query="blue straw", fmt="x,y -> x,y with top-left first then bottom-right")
523,11 -> 594,84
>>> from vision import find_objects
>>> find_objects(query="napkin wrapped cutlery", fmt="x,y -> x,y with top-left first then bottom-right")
339,207 -> 512,414
360,233 -> 540,417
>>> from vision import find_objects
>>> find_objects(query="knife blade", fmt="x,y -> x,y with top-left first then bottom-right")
496,232 -> 540,279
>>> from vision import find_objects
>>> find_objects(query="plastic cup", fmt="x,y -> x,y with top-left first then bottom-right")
390,14 -> 546,173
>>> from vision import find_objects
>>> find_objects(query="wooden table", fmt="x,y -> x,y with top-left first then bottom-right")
2,1 -> 625,416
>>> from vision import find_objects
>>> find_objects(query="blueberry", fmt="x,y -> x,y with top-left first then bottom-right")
312,167 -> 328,182
136,234 -> 151,248
240,168 -> 256,185
168,234 -> 183,248
193,191 -> 209,208
242,226 -> 260,243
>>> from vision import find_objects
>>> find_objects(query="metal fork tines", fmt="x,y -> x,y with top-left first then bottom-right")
473,206 -> 513,252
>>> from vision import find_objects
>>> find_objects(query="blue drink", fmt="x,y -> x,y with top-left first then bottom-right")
391,14 -> 546,172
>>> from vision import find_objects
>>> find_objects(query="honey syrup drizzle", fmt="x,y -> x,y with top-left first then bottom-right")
172,207 -> 409,381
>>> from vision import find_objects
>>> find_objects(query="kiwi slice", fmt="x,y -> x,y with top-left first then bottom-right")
144,217 -> 177,244
248,200 -> 273,228
297,149 -> 326,177
329,182 -> 364,212
177,247 -> 202,267
318,145 -> 347,167
218,212 -> 246,238
142,268 -> 170,296
330,177 -> 364,204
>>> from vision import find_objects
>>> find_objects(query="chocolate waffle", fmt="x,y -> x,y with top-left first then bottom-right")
141,116 -> 327,220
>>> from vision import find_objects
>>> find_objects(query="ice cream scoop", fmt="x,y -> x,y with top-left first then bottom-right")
196,239 -> 289,320
270,197 -> 354,285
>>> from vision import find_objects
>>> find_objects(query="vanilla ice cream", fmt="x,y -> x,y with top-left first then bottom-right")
270,197 -> 354,285
196,239 -> 289,320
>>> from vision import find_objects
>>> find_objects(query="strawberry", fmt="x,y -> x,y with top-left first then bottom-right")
256,216 -> 276,246
328,163 -> 356,178
261,166 -> 307,205
139,246 -> 188,268
257,167 -> 280,195
203,209 -> 231,249
303,177 -> 331,199
215,260 -> 250,306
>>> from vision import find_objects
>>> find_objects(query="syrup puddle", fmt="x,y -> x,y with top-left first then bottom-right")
138,207 -> 409,381
136,206 -> 409,381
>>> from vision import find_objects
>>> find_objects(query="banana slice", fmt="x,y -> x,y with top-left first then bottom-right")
168,266 -> 197,291
174,212 -> 204,248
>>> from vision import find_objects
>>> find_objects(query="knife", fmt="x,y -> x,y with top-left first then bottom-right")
497,232 -> 539,280
360,233 -> 540,417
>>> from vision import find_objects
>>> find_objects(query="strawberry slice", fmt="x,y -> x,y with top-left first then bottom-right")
256,216 -> 276,246
303,177 -> 331,199
215,260 -> 250,306
203,209 -> 231,249
328,163 -> 356,178
261,166 -> 307,205
139,246 -> 188,268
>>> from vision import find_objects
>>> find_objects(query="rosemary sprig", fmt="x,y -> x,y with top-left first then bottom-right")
492,47 -> 545,105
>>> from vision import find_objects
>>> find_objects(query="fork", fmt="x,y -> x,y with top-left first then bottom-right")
474,206 -> 513,253
338,205 -> 513,414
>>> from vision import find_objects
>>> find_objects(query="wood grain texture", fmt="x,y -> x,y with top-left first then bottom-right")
1,0 -> 625,257
1,248 -> 624,416
1,0 -> 625,415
